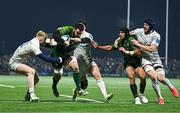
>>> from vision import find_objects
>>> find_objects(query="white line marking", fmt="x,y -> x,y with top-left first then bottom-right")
60,94 -> 105,103
0,84 -> 15,88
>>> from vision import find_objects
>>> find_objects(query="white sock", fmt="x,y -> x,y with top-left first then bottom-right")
96,79 -> 107,97
152,79 -> 163,99
160,78 -> 173,89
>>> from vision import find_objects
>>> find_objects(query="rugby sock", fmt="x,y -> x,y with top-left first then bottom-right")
160,78 -> 173,89
130,84 -> 138,98
73,73 -> 81,91
96,79 -> 107,97
53,76 -> 60,87
140,83 -> 146,94
152,79 -> 163,99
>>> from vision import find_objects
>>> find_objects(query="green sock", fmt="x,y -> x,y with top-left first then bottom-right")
73,72 -> 81,91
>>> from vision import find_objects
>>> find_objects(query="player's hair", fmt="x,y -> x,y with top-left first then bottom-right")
74,23 -> 85,31
36,30 -> 48,38
120,27 -> 130,37
144,18 -> 156,30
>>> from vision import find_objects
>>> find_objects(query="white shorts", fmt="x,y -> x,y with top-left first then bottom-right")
78,60 -> 97,76
9,58 -> 21,71
142,58 -> 163,69
142,58 -> 165,77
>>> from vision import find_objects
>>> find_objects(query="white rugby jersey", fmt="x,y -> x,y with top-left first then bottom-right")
131,28 -> 162,64
10,38 -> 42,63
74,31 -> 93,64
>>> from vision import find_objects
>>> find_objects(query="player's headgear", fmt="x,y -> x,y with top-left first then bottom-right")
144,18 -> 156,30
74,23 -> 85,31
77,20 -> 87,30
120,27 -> 130,37
77,20 -> 87,27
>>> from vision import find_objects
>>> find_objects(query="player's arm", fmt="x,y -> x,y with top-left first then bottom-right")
31,43 -> 62,63
131,40 -> 158,52
120,35 -> 141,56
70,37 -> 91,44
96,36 -> 122,51
119,47 -> 141,56
53,26 -> 74,46
90,39 -> 113,51
52,31 -> 66,45
97,45 -> 114,51
37,53 -> 62,63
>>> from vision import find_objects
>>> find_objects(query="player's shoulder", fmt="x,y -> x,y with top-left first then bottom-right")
81,31 -> 93,39
57,26 -> 73,33
130,28 -> 143,35
30,38 -> 40,47
151,31 -> 160,38
137,28 -> 144,32
129,35 -> 137,40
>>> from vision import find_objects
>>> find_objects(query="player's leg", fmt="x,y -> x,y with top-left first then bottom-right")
52,68 -> 63,97
80,74 -> 88,90
78,60 -> 89,90
16,64 -> 39,102
143,65 -> 164,104
90,63 -> 113,102
25,70 -> 39,101
68,57 -> 88,97
135,67 -> 148,103
156,67 -> 179,98
125,66 -> 141,104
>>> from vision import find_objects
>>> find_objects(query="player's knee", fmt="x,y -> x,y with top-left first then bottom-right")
150,76 -> 156,82
92,72 -> 101,80
157,75 -> 165,82
156,68 -> 165,77
139,75 -> 146,80
128,74 -> 135,81
73,67 -> 79,73
27,68 -> 36,76
144,65 -> 154,73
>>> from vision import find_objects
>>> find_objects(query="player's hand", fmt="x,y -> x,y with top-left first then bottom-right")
64,41 -> 70,47
45,38 -> 51,43
131,40 -> 139,46
119,47 -> 126,53
58,57 -> 63,63
50,39 -> 57,46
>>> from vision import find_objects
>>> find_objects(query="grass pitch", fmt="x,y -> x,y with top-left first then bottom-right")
0,75 -> 180,113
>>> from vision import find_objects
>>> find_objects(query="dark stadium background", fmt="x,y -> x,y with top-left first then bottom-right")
0,0 -> 180,59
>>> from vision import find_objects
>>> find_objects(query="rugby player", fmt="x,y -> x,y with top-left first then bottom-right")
131,18 -> 179,104
50,23 -> 89,98
9,30 -> 62,102
96,27 -> 148,104
72,21 -> 113,102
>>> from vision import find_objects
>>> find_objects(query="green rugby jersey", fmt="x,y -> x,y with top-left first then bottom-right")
113,35 -> 141,65
52,26 -> 78,58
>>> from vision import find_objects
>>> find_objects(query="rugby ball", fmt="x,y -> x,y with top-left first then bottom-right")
61,35 -> 70,41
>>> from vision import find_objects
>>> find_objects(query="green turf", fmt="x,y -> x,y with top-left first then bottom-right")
0,75 -> 180,113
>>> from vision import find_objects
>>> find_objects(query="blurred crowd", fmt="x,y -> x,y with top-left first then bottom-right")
0,54 -> 180,78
